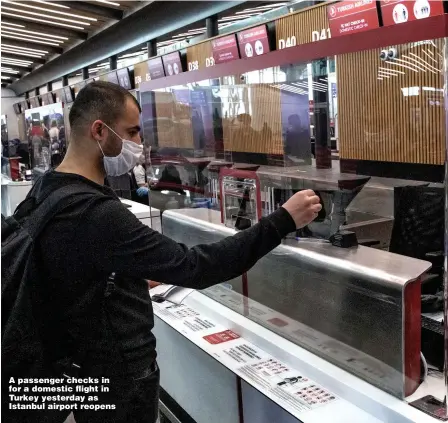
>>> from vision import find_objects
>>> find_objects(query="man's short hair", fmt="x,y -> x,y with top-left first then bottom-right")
69,81 -> 141,136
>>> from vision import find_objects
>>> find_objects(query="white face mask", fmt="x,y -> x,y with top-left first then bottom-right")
97,124 -> 143,176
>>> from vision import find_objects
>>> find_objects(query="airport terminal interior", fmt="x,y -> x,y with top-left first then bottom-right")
1,1 -> 448,422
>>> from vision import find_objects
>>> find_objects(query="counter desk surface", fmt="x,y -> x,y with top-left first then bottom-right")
158,208 -> 438,423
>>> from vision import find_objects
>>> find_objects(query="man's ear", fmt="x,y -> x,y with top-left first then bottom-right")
91,120 -> 104,140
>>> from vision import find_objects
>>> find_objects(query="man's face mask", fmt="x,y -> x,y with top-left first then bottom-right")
97,123 -> 143,176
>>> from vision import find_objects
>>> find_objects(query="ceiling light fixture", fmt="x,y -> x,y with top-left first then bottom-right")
1,48 -> 44,58
423,49 -> 439,65
2,57 -> 34,63
31,0 -> 70,9
2,26 -> 69,40
1,62 -> 33,68
1,57 -> 33,66
1,44 -> 49,54
386,61 -> 418,73
1,7 -> 91,26
378,66 -> 405,75
4,1 -> 98,21
2,12 -> 86,30
407,52 -> 440,73
1,33 -> 61,46
1,30 -> 63,43
378,70 -> 397,77
1,21 -> 25,27
394,58 -> 426,72
1,67 -> 20,71
95,0 -> 121,6
1,76 -> 13,80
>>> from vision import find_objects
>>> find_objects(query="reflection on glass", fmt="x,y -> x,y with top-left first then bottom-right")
1,114 -> 9,177
25,103 -> 65,176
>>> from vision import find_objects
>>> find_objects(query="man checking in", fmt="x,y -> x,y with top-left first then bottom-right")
33,82 -> 322,423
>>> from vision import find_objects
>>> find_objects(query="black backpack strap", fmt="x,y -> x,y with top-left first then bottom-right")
23,184 -> 102,240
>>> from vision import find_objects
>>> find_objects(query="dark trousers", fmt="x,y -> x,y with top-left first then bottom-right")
73,362 -> 160,423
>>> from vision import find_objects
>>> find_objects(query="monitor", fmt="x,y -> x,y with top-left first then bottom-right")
63,86 -> 74,103
107,71 -> 119,85
162,51 -> 184,76
13,103 -> 21,115
117,68 -> 132,90
147,57 -> 165,80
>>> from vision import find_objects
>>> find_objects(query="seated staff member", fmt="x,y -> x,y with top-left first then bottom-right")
133,154 -> 149,198
36,82 -> 322,423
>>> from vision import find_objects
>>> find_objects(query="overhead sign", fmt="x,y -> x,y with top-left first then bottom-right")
107,70 -> 119,85
211,34 -> 240,64
162,51 -> 184,76
276,3 -> 330,49
147,56 -> 165,80
186,41 -> 215,71
117,68 -> 132,90
237,25 -> 270,59
380,0 -> 445,26
327,0 -> 380,37
133,61 -> 150,88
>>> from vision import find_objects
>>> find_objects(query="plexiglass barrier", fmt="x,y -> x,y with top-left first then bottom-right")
142,37 -> 446,406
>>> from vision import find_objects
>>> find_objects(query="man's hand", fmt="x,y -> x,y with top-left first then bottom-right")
282,190 -> 322,229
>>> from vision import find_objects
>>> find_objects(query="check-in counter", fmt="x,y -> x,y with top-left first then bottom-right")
119,198 -> 161,232
154,208 -> 440,423
1,175 -> 32,217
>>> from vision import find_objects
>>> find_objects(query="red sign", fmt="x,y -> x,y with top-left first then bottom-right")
328,0 -> 380,37
162,51 -> 184,76
147,57 -> 165,80
203,330 -> 240,345
211,34 -> 240,64
237,25 -> 270,59
380,0 -> 444,26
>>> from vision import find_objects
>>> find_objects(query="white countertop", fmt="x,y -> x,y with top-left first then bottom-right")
1,175 -> 32,186
119,198 -> 160,219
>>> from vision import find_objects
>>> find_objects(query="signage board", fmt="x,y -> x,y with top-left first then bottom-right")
380,0 -> 445,26
21,100 -> 29,111
13,103 -> 21,114
30,97 -> 40,108
107,70 -> 119,85
134,61 -> 150,88
237,24 -> 270,58
327,0 -> 380,37
46,92 -> 55,104
162,51 -> 184,76
187,40 -> 215,71
63,86 -> 74,103
148,57 -> 165,80
211,34 -> 240,64
117,68 -> 132,90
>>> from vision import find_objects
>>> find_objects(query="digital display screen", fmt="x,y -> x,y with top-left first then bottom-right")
46,92 -> 54,104
30,97 -> 40,108
117,68 -> 132,89
13,103 -> 21,114
327,0 -> 380,37
162,52 -> 184,76
237,25 -> 270,58
148,57 -> 165,80
63,86 -> 74,103
212,34 -> 240,64
107,70 -> 119,85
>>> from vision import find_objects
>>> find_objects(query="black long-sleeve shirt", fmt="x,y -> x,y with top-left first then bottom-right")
37,171 -> 295,374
